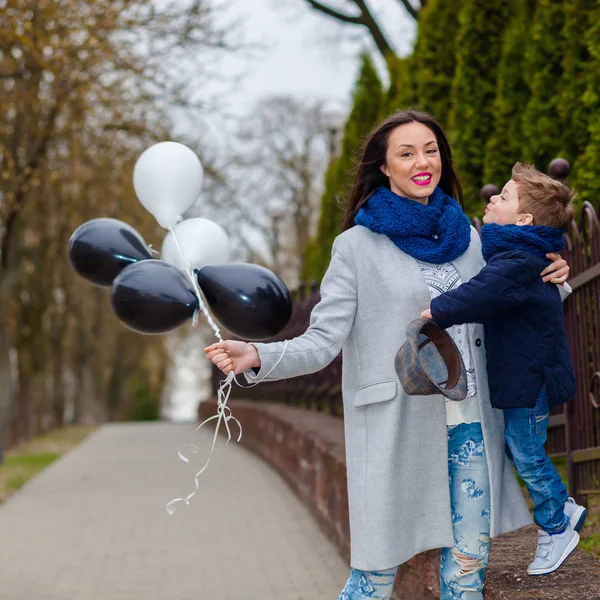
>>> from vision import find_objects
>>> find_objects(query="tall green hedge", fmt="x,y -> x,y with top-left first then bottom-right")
411,0 -> 461,127
521,0 -> 566,171
558,0 -> 595,209
448,0 -> 512,215
483,1 -> 535,189
559,0 -> 593,162
301,54 -> 383,282
570,2 -> 600,207
383,55 -> 416,117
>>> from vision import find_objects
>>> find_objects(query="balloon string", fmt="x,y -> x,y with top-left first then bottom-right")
165,371 -> 239,516
168,226 -> 222,341
165,340 -> 289,516
164,223 -> 235,516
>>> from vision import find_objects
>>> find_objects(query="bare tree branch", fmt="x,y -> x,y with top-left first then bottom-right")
304,0 -> 363,24
392,0 -> 419,20
353,0 -> 397,58
302,0 -> 397,61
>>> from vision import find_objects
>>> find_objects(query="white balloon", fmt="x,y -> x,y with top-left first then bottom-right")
133,142 -> 204,229
161,218 -> 230,272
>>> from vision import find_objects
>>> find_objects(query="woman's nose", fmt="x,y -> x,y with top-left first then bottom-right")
490,194 -> 499,204
415,153 -> 429,168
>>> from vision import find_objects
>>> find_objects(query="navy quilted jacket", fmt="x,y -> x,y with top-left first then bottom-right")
430,251 -> 576,409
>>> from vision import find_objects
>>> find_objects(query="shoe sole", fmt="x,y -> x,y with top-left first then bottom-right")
570,506 -> 587,533
527,531 -> 580,576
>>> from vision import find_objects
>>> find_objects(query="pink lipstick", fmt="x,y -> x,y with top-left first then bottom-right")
411,172 -> 432,186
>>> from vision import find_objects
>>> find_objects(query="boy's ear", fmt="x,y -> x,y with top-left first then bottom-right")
517,213 -> 534,226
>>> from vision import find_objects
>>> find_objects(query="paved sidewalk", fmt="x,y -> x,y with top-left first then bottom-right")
0,422 -> 349,599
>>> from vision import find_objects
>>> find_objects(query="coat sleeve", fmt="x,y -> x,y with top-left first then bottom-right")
558,281 -> 571,302
430,253 -> 538,328
243,235 -> 357,383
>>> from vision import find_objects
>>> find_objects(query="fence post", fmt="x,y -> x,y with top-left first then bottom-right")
548,157 -> 571,187
480,183 -> 498,203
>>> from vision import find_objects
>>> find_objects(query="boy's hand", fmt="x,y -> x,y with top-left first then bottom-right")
420,309 -> 433,320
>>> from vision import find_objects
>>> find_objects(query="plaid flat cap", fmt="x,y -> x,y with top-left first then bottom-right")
394,318 -> 467,401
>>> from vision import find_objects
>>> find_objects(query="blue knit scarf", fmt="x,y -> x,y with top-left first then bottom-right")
481,223 -> 564,262
354,186 -> 471,263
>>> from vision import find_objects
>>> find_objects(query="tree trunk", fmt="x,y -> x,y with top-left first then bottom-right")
0,268 -> 19,460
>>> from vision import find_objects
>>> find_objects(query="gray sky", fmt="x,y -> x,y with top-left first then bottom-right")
227,0 -> 415,109
173,0 -> 416,136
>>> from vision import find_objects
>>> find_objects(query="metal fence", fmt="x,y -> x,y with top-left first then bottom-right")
562,202 -> 600,500
215,159 -> 600,502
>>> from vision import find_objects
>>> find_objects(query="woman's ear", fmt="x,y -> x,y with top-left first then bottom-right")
380,164 -> 389,177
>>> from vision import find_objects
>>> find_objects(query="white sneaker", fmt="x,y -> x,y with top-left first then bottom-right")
527,525 -> 580,576
564,497 -> 587,532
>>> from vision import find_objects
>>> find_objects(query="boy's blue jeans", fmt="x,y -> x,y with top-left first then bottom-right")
503,386 -> 569,534
338,422 -> 490,600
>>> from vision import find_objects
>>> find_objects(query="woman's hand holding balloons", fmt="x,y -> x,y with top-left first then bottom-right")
204,340 -> 261,375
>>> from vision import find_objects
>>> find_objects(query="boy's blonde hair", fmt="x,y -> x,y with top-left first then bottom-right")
512,162 -> 575,229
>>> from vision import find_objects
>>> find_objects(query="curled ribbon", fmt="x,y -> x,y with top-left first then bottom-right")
165,370 -> 240,516
164,224 -> 288,516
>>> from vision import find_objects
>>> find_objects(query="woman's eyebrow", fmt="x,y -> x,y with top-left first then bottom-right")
396,140 -> 437,150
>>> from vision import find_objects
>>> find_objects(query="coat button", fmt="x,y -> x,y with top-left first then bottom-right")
475,339 -> 482,347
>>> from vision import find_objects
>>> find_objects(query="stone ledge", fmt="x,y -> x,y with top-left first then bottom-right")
198,399 -> 600,599
486,527 -> 600,600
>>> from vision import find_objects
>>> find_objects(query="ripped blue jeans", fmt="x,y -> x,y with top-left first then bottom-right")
338,422 -> 490,600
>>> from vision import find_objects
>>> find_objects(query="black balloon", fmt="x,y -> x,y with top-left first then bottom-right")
111,260 -> 198,334
68,218 -> 153,287
196,263 -> 292,341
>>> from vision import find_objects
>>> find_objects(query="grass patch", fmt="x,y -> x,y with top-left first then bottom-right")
579,535 -> 600,559
0,426 -> 94,503
5,474 -> 29,492
4,453 -> 61,468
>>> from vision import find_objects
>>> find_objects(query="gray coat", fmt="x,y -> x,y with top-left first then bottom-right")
246,225 -> 532,571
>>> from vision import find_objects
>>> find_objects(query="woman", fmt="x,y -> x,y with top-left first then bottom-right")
205,111 -> 569,599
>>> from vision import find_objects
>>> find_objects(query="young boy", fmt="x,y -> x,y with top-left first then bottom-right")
421,162 -> 586,576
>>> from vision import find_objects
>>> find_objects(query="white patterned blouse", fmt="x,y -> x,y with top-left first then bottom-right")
417,260 -> 481,426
